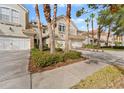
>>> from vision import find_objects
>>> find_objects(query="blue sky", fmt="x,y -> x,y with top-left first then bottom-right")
24,4 -> 99,31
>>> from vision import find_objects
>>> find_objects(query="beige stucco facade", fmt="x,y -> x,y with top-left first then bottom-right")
32,16 -> 84,49
0,4 -> 33,50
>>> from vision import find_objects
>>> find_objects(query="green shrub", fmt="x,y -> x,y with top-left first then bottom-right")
43,44 -> 50,51
31,48 -> 39,52
114,41 -> 122,46
84,44 -> 98,48
101,46 -> 124,49
55,48 -> 63,52
64,51 -> 81,60
31,51 -> 64,67
31,50 -> 81,67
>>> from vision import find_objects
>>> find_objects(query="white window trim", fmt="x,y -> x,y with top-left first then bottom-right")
58,23 -> 66,32
0,5 -> 20,26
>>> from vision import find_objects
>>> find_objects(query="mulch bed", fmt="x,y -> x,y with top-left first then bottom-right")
28,57 -> 87,74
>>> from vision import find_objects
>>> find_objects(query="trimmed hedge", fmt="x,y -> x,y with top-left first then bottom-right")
101,46 -> 124,49
31,49 -> 82,67
64,51 -> 81,60
84,44 -> 98,49
55,48 -> 63,52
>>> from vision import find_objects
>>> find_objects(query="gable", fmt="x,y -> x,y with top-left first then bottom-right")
18,4 -> 29,12
0,4 -> 28,13
56,16 -> 78,30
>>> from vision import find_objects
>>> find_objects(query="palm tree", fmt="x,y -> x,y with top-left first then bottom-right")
85,18 -> 90,44
99,9 -> 113,46
52,4 -> 57,52
35,4 -> 43,51
65,4 -> 71,52
43,4 -> 55,54
90,13 -> 95,45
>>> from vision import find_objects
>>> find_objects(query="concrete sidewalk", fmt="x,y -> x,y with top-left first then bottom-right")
32,59 -> 107,89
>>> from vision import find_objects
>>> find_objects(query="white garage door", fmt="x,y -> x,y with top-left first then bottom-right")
0,37 -> 30,50
71,41 -> 82,49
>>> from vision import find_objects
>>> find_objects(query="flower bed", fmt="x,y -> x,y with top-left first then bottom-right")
29,49 -> 87,73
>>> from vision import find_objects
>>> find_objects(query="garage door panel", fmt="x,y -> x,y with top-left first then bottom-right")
0,37 -> 30,50
71,41 -> 82,48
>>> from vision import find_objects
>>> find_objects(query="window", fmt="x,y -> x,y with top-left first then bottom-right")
12,10 -> 19,24
43,29 -> 46,33
58,23 -> 65,32
0,7 -> 10,22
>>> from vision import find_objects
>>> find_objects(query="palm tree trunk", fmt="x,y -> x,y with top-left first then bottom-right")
65,18 -> 70,52
52,4 -> 57,53
43,4 -> 55,54
91,18 -> 94,45
87,23 -> 90,44
48,22 -> 55,54
35,4 -> 43,51
65,4 -> 71,52
38,20 -> 43,51
106,25 -> 111,46
97,25 -> 101,48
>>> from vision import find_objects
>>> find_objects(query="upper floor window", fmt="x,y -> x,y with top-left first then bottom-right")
58,23 -> 65,32
0,7 -> 19,24
43,29 -> 46,33
0,7 -> 10,22
12,10 -> 19,24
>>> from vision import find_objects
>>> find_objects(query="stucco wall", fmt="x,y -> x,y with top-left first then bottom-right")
55,17 -> 78,40
0,4 -> 28,29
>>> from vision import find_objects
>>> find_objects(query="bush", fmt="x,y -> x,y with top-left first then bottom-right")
31,50 -> 81,67
64,51 -> 81,60
55,48 -> 63,52
114,41 -> 122,46
31,51 -> 64,67
43,44 -> 50,51
101,46 -> 124,49
84,44 -> 98,48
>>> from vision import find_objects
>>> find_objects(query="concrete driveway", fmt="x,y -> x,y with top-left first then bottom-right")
0,50 -> 31,89
76,49 -> 124,67
105,50 -> 124,60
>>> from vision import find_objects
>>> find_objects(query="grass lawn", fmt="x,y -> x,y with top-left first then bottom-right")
103,48 -> 124,51
72,65 -> 124,89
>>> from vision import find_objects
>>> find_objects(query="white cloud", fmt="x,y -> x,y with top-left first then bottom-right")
72,18 -> 84,24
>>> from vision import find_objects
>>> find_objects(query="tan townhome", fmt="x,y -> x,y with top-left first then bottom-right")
0,4 -> 35,50
32,15 -> 84,49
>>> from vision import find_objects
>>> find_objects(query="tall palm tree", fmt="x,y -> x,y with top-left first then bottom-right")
97,25 -> 102,48
90,13 -> 95,45
35,4 -> 43,51
85,18 -> 90,44
52,4 -> 57,52
43,4 -> 55,54
65,4 -> 71,52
